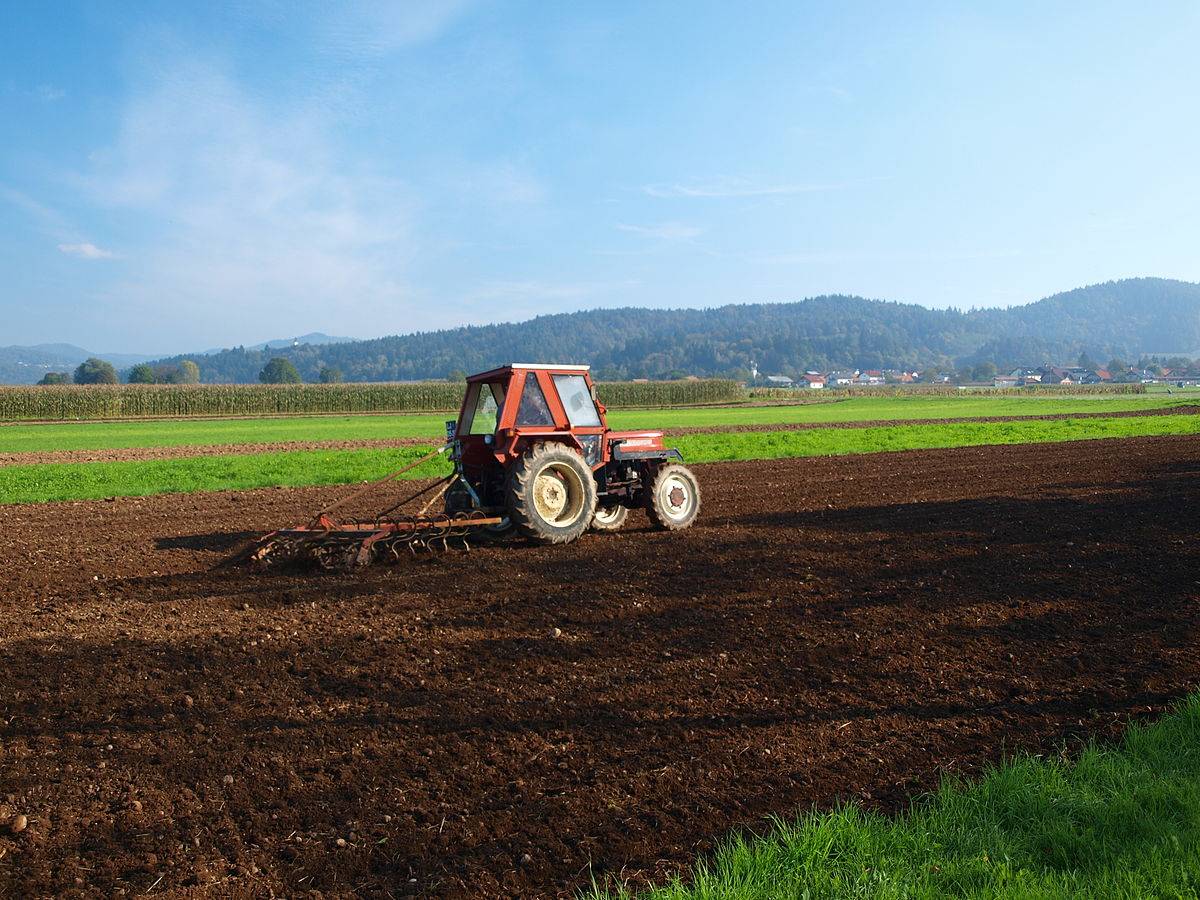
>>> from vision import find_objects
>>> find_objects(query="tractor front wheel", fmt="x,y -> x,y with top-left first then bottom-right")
506,443 -> 597,544
646,464 -> 701,531
590,504 -> 629,532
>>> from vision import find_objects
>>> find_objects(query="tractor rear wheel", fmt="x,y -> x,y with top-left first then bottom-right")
590,504 -> 629,532
646,463 -> 701,531
506,443 -> 597,544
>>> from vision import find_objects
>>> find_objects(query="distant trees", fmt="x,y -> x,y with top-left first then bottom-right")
259,357 -> 301,384
318,366 -> 344,384
177,360 -> 201,384
1107,358 -> 1127,375
1077,351 -> 1098,370
128,363 -> 156,384
128,360 -> 200,384
971,361 -> 997,382
36,372 -> 70,385
73,358 -> 118,385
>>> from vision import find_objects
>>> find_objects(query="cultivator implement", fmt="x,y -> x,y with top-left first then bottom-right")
253,445 -> 502,569
253,509 -> 505,568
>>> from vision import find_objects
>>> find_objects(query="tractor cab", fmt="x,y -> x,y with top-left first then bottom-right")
451,364 -> 608,469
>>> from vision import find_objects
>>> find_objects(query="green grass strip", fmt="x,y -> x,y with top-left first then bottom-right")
0,447 -> 452,504
668,412 -> 1200,464
0,414 -> 1196,505
0,395 -> 1193,453
587,691 -> 1200,899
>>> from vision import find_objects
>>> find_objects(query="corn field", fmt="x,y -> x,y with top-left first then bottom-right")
0,379 -> 747,422
595,379 -> 745,408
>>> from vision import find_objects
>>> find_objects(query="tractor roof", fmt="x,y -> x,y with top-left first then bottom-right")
467,363 -> 590,381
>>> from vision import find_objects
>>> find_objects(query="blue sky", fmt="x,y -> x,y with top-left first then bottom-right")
2,1 -> 1199,354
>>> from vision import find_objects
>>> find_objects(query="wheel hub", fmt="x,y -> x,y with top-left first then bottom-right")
534,473 -> 567,518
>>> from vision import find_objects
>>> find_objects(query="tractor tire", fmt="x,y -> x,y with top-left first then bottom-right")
506,443 -> 597,545
646,463 -> 701,531
590,504 -> 629,532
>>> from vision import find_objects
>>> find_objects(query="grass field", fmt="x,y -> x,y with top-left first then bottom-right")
0,393 -> 1194,453
2,414 -> 1197,505
589,692 -> 1200,899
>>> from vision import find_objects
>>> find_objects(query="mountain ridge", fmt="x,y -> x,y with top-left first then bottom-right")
6,278 -> 1198,383
143,277 -> 1200,383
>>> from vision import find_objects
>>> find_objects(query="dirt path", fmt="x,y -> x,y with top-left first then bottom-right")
2,405 -> 1195,466
0,436 -> 1198,897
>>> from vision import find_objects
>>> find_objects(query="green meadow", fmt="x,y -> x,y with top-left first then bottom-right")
1,413 -> 1196,505
0,393 -> 1193,454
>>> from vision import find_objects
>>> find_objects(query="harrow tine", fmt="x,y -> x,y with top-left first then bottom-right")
252,509 -> 506,570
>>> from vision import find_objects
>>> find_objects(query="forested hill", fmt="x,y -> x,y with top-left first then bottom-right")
147,277 -> 1200,383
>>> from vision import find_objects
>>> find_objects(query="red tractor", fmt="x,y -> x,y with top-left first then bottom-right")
445,363 -> 701,543
256,364 -> 700,566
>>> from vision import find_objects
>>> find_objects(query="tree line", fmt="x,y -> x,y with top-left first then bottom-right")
38,356 -> 346,386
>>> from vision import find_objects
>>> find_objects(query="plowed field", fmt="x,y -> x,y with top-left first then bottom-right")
1,436 -> 1198,897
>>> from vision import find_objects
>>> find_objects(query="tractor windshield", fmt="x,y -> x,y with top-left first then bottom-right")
462,381 -> 506,435
552,374 -> 602,427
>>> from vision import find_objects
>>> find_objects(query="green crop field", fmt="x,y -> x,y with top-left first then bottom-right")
589,691 -> 1200,900
668,414 -> 1200,464
0,393 -> 1193,454
2,414 -> 1196,505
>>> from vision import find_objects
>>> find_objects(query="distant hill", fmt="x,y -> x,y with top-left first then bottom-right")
0,344 -> 157,385
201,332 -> 356,355
0,334 -> 356,385
137,277 -> 1200,383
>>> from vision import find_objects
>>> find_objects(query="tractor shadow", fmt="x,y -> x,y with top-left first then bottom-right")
155,530 -> 259,552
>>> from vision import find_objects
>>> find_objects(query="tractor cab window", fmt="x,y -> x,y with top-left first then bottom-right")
553,374 -> 602,427
462,381 -> 505,435
516,373 -> 555,426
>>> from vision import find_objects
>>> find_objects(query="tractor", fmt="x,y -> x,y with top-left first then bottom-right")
255,364 -> 700,567
445,363 -> 700,542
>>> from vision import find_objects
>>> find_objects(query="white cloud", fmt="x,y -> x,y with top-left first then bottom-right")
251,0 -> 473,58
58,242 -> 114,259
803,85 -> 852,101
616,222 -> 703,240
0,185 -> 69,233
2,186 -> 115,259
75,55 -> 414,340
35,84 -> 66,102
643,177 -> 852,199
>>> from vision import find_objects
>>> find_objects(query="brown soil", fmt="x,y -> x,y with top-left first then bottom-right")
0,436 -> 1198,897
3,405 -> 1195,467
